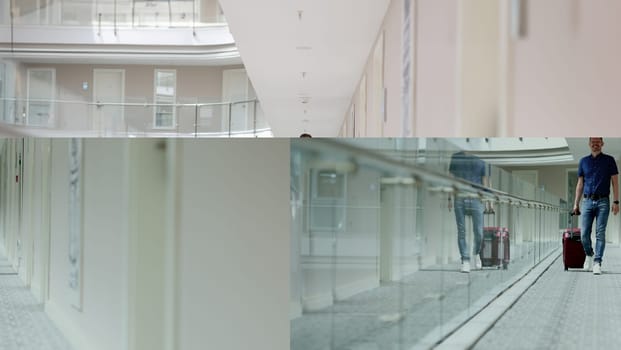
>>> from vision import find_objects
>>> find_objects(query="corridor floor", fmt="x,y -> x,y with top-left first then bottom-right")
473,245 -> 621,349
291,243 -> 547,350
0,255 -> 73,350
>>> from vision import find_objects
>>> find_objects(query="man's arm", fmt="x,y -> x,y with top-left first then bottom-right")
612,174 -> 619,215
573,177 -> 584,214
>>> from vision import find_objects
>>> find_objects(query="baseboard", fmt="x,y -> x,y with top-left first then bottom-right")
302,276 -> 380,311
302,292 -> 333,311
31,283 -> 43,304
390,262 -> 419,281
45,300 -> 93,350
334,277 -> 379,301
290,301 -> 303,320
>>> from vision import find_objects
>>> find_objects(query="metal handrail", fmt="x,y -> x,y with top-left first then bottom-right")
0,97 -> 271,137
0,97 -> 259,108
292,138 -> 562,211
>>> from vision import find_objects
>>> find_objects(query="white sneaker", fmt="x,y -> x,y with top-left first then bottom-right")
475,255 -> 482,270
461,261 -> 471,273
584,255 -> 593,271
593,263 -> 601,275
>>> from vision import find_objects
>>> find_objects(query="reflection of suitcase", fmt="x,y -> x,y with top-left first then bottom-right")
562,213 -> 585,271
481,227 -> 510,269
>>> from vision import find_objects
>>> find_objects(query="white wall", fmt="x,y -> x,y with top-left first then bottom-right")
175,139 -> 289,350
47,139 -> 129,350
128,139 -> 168,350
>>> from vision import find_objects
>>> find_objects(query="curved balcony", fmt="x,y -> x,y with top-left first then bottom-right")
0,0 -> 234,60
0,97 -> 272,137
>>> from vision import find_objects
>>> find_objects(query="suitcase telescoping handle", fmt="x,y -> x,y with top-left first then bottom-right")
569,210 -> 580,229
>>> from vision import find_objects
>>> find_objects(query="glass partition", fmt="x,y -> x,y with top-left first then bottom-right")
0,97 -> 270,137
290,138 -> 563,349
9,0 -> 225,28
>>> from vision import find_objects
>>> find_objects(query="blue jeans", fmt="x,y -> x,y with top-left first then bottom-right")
581,198 -> 610,264
454,198 -> 484,262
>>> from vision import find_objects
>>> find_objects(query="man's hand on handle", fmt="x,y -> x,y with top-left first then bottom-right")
571,205 -> 580,216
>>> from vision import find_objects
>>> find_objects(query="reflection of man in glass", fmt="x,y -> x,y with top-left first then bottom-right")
448,151 -> 488,273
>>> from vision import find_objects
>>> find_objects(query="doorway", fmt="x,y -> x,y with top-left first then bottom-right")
222,69 -> 251,133
94,69 -> 125,136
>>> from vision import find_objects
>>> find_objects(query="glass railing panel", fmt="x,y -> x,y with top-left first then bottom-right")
290,138 -> 564,349
124,103 -> 156,136
6,0 -> 226,29
229,101 -> 253,136
0,97 -> 270,137
1,1 -> 9,26
254,102 -> 270,133
54,100 -> 93,132
196,104 -> 225,136
60,0 -> 95,26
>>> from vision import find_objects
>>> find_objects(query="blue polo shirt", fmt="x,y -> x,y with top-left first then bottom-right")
578,152 -> 618,197
449,151 -> 485,185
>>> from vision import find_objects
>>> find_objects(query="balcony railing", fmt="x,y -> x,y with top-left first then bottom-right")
1,0 -> 226,29
290,138 -> 563,349
0,97 -> 272,137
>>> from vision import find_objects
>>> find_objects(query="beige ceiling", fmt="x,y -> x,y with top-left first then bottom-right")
218,0 -> 391,136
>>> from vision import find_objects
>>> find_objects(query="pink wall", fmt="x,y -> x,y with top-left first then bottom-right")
512,0 -> 621,136
415,0 -> 458,136
382,0 -> 404,136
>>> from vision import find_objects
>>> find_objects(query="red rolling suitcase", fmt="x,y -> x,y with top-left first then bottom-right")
563,213 -> 585,271
481,227 -> 510,269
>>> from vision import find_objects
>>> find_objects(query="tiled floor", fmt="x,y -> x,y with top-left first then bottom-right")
0,256 -> 73,350
474,245 -> 621,349
291,243 -> 543,350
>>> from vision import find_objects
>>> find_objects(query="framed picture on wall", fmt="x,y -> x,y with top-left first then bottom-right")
68,138 -> 83,310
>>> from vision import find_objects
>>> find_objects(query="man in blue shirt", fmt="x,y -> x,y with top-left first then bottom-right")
572,137 -> 619,275
449,151 -> 488,273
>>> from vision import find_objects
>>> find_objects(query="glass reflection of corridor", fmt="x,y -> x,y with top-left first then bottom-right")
290,138 -> 566,349
292,250 -> 542,350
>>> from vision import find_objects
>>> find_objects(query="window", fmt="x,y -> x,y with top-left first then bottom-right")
154,70 -> 176,129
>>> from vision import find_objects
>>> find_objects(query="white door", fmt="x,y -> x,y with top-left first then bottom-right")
222,69 -> 250,133
94,69 -> 125,136
27,68 -> 55,127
